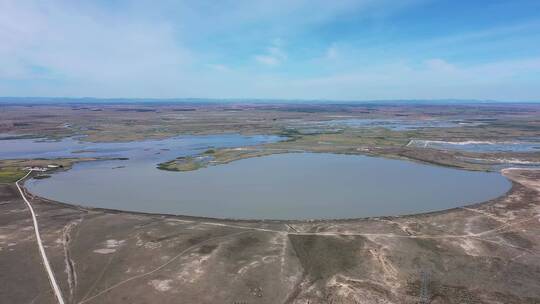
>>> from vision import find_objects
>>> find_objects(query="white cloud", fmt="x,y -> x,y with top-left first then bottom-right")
0,0 -> 538,101
0,0 -> 193,96
255,55 -> 281,66
206,64 -> 231,72
250,57 -> 540,100
254,40 -> 287,66
325,45 -> 339,60
424,58 -> 457,73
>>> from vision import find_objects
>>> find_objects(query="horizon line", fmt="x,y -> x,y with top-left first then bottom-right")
1,96 -> 540,105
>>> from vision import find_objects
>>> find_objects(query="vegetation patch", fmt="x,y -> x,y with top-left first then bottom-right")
288,234 -> 363,280
0,167 -> 26,183
157,148 -> 282,172
0,157 -> 114,183
157,157 -> 206,172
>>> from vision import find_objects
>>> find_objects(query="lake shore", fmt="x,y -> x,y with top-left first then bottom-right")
2,168 -> 539,303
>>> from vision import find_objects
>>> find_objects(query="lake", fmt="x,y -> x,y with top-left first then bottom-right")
22,137 -> 511,219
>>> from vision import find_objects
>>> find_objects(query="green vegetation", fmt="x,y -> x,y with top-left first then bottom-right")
274,129 -> 412,149
4,103 -> 538,175
157,125 -> 526,173
157,148 -> 284,172
157,157 -> 204,172
203,148 -> 277,164
0,167 -> 26,183
278,128 -> 303,141
0,157 -> 114,183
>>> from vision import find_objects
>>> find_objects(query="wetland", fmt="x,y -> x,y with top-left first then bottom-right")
0,135 -> 510,219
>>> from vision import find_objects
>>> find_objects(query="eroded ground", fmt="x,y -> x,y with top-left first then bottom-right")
1,169 -> 539,304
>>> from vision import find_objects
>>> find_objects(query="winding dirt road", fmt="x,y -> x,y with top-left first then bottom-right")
16,171 -> 65,304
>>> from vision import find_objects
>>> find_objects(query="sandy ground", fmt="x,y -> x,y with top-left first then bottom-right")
0,168 -> 538,304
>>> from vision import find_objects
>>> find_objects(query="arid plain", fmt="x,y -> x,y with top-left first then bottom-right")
1,102 -> 539,303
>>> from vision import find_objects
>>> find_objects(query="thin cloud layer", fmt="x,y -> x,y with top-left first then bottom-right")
1,0 -> 539,100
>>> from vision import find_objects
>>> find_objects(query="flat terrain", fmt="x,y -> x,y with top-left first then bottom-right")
1,102 -> 539,143
1,169 -> 539,303
1,102 -> 540,303
3,102 -> 538,174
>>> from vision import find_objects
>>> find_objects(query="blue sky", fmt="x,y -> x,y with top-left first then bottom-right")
1,0 -> 540,100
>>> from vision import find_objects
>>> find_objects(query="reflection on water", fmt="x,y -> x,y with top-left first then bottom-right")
27,152 -> 510,220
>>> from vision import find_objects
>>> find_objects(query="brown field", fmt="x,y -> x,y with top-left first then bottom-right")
1,169 -> 538,303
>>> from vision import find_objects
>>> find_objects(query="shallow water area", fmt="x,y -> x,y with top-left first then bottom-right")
0,134 -> 281,160
300,118 -> 481,131
408,139 -> 540,153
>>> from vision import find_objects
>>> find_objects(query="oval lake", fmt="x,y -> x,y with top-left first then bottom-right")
27,152 -> 511,220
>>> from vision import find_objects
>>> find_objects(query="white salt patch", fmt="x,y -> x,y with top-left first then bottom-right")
149,279 -> 172,292
93,248 -> 116,254
93,239 -> 125,254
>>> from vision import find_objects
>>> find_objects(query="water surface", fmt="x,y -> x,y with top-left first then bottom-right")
408,139 -> 540,153
27,152 -> 510,220
0,134 -> 280,160
291,118 -> 482,133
